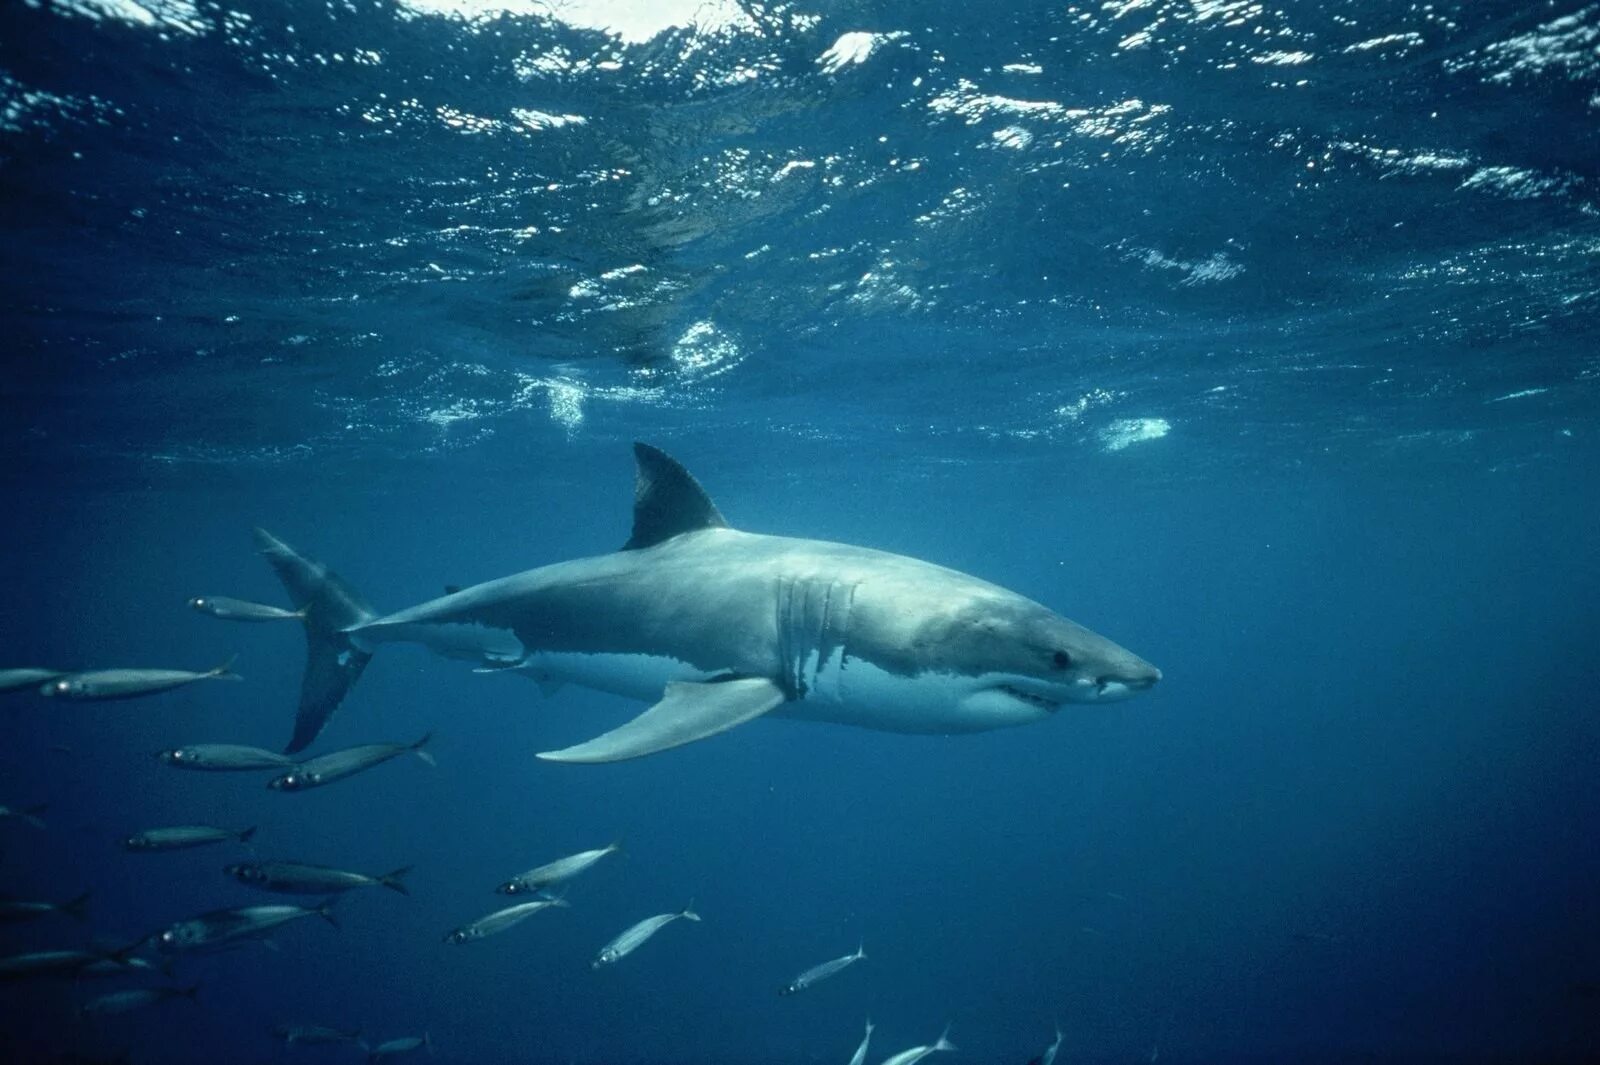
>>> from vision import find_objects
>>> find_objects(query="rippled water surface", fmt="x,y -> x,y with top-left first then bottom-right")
2,2 -> 1597,1063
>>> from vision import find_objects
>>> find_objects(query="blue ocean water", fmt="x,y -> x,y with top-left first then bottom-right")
2,1 -> 1598,1062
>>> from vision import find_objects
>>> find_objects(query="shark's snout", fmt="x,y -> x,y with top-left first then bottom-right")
1091,659 -> 1160,701
1113,665 -> 1161,690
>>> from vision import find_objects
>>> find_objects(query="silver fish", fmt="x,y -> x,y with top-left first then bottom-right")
781,941 -> 866,995
189,596 -> 304,622
155,900 -> 338,954
226,860 -> 411,896
41,657 -> 240,700
368,1034 -> 430,1061
0,804 -> 47,830
0,948 -> 128,980
444,897 -> 568,944
125,825 -> 256,852
80,984 -> 199,1016
592,904 -> 700,968
878,1027 -> 956,1065
1037,1023 -> 1063,1065
275,1024 -> 364,1046
849,1019 -> 875,1065
0,668 -> 64,693
0,891 -> 89,924
497,842 -> 620,895
78,954 -> 164,979
157,744 -> 294,771
268,734 -> 434,792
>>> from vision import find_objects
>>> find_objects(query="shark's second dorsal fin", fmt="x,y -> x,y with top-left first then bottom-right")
624,443 -> 729,550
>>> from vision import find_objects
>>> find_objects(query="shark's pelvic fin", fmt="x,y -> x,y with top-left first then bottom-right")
536,677 -> 785,763
623,442 -> 729,550
254,528 -> 376,754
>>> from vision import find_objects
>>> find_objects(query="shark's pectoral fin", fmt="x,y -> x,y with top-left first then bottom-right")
536,677 -> 786,764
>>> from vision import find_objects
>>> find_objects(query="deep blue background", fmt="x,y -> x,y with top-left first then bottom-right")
2,1 -> 1598,1062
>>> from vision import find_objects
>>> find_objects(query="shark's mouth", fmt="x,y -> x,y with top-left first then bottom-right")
996,684 -> 1063,712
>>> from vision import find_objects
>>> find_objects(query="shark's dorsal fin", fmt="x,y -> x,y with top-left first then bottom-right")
623,442 -> 729,550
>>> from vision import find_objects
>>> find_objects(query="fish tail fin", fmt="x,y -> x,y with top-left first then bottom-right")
380,867 -> 413,895
238,826 -> 258,844
411,732 -> 436,766
21,802 -> 47,829
211,654 -> 243,680
103,935 -> 149,966
254,528 -> 377,754
60,891 -> 92,922
865,1017 -> 874,1035
181,983 -> 201,1003
857,939 -> 866,960
934,1025 -> 956,1053
681,899 -> 701,922
317,899 -> 341,929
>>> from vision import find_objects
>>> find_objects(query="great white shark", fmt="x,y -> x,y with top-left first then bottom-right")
257,443 -> 1160,762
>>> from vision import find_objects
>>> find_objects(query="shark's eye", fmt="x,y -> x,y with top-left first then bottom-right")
1052,651 -> 1073,670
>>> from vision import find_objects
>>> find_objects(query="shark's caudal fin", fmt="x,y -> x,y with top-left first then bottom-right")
253,529 -> 377,753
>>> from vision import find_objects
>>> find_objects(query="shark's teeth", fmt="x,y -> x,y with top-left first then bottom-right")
998,685 -> 1061,711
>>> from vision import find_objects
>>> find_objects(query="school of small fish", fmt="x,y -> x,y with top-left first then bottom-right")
2,593 -> 1069,1062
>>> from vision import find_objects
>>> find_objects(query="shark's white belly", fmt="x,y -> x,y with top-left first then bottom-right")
782,656 -> 1006,734
528,650 -> 718,701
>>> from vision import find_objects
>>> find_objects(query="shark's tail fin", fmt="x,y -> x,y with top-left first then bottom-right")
254,528 -> 377,754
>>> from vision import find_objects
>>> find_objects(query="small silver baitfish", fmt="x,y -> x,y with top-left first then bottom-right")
41,657 -> 240,700
268,734 -> 434,792
497,842 -> 620,895
226,860 -> 411,896
368,1033 -> 431,1061
189,595 -> 305,622
274,1024 -> 365,1046
0,668 -> 64,693
0,804 -> 47,830
849,1019 -> 875,1065
780,941 -> 866,996
158,744 -> 295,771
0,891 -> 89,924
80,984 -> 199,1016
444,897 -> 568,944
1036,1023 -> 1063,1065
878,1026 -> 956,1065
0,948 -> 123,980
124,825 -> 256,852
592,904 -> 700,968
77,954 -> 162,979
155,900 -> 338,954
